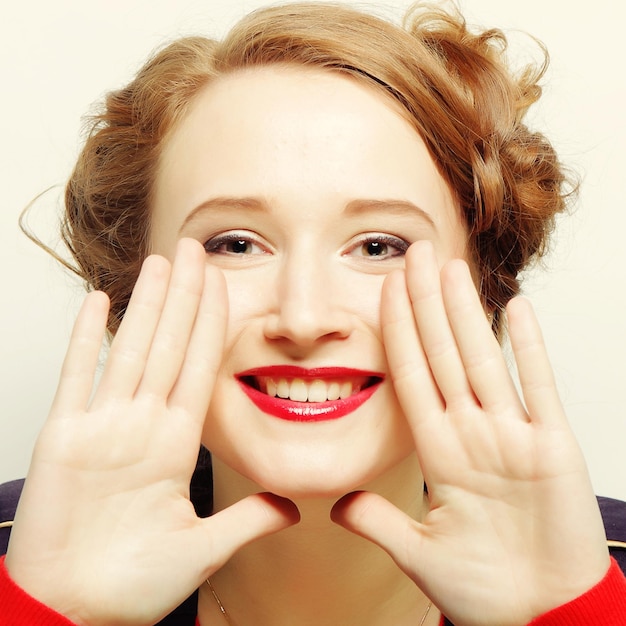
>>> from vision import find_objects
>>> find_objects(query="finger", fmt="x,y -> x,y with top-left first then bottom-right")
169,264 -> 228,417
93,254 -> 171,404
139,239 -> 207,397
331,491 -> 424,581
381,269 -> 444,422
50,291 -> 109,415
404,241 -> 472,405
440,259 -> 522,415
200,493 -> 300,572
506,296 -> 566,426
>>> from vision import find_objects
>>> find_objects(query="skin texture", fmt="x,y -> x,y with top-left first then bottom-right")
5,67 -> 610,626
151,67 -> 468,501
332,241 -> 610,625
6,241 -> 299,626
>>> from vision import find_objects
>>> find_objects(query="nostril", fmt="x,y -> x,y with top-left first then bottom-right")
262,295 -> 354,345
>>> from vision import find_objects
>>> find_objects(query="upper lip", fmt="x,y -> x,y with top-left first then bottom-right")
236,366 -> 385,379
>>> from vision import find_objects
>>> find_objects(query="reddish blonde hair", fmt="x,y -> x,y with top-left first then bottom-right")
60,1 -> 572,336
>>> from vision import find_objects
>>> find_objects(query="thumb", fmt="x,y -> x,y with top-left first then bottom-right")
201,493 -> 300,571
331,491 -> 424,579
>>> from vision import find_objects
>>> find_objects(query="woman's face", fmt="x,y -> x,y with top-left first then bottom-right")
151,66 -> 468,499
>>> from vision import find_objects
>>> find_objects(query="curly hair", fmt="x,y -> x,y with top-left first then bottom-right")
56,1 -> 572,337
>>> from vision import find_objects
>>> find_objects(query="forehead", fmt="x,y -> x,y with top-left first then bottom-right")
156,65 -> 442,196
150,64 -> 463,256
173,64 -> 413,135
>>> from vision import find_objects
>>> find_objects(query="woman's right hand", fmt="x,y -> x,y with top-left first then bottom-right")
4,238 -> 299,626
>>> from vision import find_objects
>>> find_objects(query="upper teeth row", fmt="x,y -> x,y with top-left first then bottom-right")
259,378 -> 356,403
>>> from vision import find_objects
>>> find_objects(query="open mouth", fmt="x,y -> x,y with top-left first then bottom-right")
235,367 -> 385,422
239,375 -> 379,403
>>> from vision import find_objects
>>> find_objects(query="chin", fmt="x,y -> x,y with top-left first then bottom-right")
205,385 -> 420,505
254,474 -> 369,502
212,443 -> 420,505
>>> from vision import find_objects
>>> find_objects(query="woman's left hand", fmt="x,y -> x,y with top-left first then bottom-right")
332,240 -> 610,626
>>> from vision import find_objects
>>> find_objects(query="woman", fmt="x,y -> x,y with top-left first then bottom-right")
1,2 -> 625,625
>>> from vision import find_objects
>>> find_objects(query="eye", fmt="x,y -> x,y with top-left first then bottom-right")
346,234 -> 410,260
203,231 -> 268,256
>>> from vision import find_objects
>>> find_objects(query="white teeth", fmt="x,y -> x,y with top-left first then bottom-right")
276,379 -> 290,399
308,379 -> 328,403
339,381 -> 353,399
290,379 -> 308,402
258,377 -> 363,402
327,382 -> 341,401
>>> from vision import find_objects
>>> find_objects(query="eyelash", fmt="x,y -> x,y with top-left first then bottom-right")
348,234 -> 410,260
203,232 -> 267,256
202,232 -> 411,259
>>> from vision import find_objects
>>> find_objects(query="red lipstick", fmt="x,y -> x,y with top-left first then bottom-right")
236,366 -> 384,422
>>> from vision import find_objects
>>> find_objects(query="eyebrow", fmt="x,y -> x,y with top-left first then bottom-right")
179,196 -> 269,232
179,196 -> 436,233
343,198 -> 436,228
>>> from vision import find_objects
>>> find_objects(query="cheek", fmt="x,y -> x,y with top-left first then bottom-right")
342,274 -> 385,332
220,269 -> 273,330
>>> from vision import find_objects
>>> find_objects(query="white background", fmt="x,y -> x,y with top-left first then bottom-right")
1,0 -> 624,500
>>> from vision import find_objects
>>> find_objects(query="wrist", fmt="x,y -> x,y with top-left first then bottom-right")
0,555 -> 78,626
529,558 -> 626,625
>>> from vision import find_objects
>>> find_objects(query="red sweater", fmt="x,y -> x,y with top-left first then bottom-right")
1,556 -> 625,625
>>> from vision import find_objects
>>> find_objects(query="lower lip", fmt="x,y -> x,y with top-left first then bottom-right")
238,381 -> 381,422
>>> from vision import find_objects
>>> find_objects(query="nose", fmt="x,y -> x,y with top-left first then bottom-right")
263,252 -> 354,348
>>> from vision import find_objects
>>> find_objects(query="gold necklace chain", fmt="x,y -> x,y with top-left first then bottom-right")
205,578 -> 433,625
206,578 -> 236,626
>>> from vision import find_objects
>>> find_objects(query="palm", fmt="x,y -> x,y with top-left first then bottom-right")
24,399 -> 208,624
6,239 -> 297,626
333,241 -> 609,626
413,405 -> 593,622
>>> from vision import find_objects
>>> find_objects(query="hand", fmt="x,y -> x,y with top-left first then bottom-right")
332,240 -> 610,626
5,238 -> 299,626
